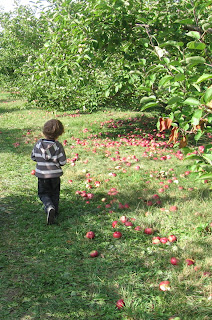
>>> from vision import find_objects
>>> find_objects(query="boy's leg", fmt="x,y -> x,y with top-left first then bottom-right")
38,178 -> 54,211
38,178 -> 55,224
50,177 -> 61,216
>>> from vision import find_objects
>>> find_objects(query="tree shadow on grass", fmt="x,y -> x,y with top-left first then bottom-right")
0,126 -> 41,155
0,184 -> 211,320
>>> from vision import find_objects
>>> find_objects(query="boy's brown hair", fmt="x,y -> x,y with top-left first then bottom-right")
43,119 -> 64,140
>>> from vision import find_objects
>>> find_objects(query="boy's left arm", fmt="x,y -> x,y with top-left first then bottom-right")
58,145 -> 67,166
31,148 -> 36,162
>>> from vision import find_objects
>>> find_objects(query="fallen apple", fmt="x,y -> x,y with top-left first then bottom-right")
185,258 -> 195,266
170,257 -> 179,265
144,228 -> 154,235
90,250 -> 99,258
113,231 -> 122,239
159,280 -> 171,291
31,169 -> 36,175
160,237 -> 168,244
124,221 -> 133,227
112,221 -> 118,228
120,216 -> 128,223
152,236 -> 161,244
168,235 -> 177,242
116,299 -> 125,309
169,206 -> 178,212
86,231 -> 95,239
134,226 -> 142,231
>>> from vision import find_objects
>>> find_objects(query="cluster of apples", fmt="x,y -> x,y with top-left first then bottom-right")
151,234 -> 177,244
75,190 -> 94,202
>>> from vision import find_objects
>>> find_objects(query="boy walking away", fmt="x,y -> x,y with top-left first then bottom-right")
31,119 -> 67,224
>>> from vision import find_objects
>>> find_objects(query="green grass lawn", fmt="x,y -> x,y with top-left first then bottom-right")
0,91 -> 211,320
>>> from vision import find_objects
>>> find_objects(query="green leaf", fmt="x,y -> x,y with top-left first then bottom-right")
176,18 -> 194,24
105,90 -> 110,98
183,123 -> 190,131
141,102 -> 159,111
199,173 -> 212,180
194,129 -> 203,141
184,154 -> 203,161
186,31 -> 201,40
186,56 -> 206,65
196,74 -> 212,84
187,41 -> 206,50
158,75 -> 173,87
202,154 -> 212,165
208,115 -> 212,123
138,86 -> 151,92
174,73 -> 185,81
191,109 -> 203,125
167,96 -> 183,105
183,97 -> 200,106
140,95 -> 156,104
203,87 -> 212,104
182,147 -> 194,155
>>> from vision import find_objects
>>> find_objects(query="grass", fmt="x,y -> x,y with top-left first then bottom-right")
0,91 -> 211,320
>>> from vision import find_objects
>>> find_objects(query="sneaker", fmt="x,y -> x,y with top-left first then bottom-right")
47,206 -> 55,225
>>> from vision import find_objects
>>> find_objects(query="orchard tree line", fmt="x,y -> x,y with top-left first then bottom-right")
0,0 -> 212,178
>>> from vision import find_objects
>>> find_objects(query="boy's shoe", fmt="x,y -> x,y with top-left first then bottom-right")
47,206 -> 55,225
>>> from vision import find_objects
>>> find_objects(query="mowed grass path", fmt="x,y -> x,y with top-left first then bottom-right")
0,92 -> 211,320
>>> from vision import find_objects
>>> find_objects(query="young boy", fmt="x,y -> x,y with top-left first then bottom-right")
31,119 -> 67,224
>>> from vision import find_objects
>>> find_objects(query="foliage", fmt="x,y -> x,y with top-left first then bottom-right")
0,3 -> 47,88
0,0 -> 212,177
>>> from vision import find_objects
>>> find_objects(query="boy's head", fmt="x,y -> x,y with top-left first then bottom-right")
43,119 -> 64,140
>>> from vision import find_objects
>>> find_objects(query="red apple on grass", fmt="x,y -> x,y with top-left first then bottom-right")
120,216 -> 128,223
134,226 -> 142,231
116,299 -> 125,309
168,235 -> 177,242
169,206 -> 178,212
170,257 -> 179,265
90,250 -> 99,258
159,280 -> 171,291
113,231 -> 122,239
86,231 -> 95,239
152,236 -> 161,244
112,221 -> 118,228
144,228 -> 154,235
186,258 -> 195,266
124,221 -> 133,227
160,237 -> 168,244
31,170 -> 36,175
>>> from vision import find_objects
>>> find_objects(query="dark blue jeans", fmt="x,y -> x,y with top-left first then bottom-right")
38,177 -> 60,214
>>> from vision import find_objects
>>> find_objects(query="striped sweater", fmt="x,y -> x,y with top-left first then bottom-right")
31,139 -> 67,178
